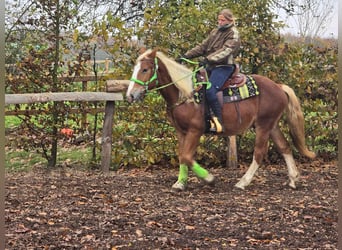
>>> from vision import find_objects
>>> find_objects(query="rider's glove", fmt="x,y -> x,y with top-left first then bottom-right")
176,55 -> 188,63
199,58 -> 209,67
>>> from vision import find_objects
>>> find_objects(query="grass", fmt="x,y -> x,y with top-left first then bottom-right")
5,146 -> 94,172
5,150 -> 45,172
5,115 -> 22,129
5,115 -> 98,172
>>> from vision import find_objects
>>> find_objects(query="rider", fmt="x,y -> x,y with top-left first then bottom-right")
181,9 -> 241,133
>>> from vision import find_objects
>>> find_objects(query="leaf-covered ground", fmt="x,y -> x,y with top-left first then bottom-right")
5,159 -> 337,249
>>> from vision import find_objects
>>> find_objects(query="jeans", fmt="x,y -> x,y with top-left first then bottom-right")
206,65 -> 234,103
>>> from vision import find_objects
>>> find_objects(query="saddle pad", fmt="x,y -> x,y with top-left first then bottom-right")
223,75 -> 259,103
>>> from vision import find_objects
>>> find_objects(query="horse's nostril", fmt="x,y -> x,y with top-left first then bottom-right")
126,94 -> 133,103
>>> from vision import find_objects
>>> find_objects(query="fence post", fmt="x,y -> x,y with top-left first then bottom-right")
81,79 -> 88,128
226,136 -> 237,168
101,100 -> 115,173
105,58 -> 109,73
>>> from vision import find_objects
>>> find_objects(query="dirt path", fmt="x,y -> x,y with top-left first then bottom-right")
5,160 -> 337,249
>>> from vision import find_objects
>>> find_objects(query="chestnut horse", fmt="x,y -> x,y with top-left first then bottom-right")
126,48 -> 315,191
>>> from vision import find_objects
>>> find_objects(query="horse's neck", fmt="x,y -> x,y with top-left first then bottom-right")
157,60 -> 183,107
159,84 -> 181,106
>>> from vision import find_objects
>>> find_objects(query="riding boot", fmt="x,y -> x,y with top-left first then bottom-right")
209,98 -> 224,133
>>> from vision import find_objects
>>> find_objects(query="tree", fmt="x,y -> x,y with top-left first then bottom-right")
6,0 -> 93,168
272,0 -> 336,39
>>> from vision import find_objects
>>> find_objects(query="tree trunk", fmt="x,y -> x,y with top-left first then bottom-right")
48,134 -> 58,168
101,101 -> 115,173
49,0 -> 61,168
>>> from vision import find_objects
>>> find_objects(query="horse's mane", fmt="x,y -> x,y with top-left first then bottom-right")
138,49 -> 194,98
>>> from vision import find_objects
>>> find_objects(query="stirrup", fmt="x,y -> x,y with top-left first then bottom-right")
210,117 -> 223,133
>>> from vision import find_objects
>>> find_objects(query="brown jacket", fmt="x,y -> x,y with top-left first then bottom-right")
184,23 -> 240,65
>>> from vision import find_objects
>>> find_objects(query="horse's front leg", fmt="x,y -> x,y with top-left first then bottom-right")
172,130 -> 215,191
171,131 -> 187,191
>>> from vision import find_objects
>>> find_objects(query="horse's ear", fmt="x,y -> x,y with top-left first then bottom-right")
139,47 -> 147,54
150,48 -> 158,58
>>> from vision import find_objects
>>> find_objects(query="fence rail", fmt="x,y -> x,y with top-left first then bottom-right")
5,92 -> 122,105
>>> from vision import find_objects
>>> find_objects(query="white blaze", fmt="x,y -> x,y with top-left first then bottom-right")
126,61 -> 141,97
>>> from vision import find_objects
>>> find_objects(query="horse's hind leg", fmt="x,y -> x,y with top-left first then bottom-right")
270,125 -> 299,188
235,128 -> 270,189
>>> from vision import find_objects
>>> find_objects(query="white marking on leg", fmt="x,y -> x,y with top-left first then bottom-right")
235,156 -> 259,189
283,153 -> 299,189
172,181 -> 186,191
203,173 -> 215,185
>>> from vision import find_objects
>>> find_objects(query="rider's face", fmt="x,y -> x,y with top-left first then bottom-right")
217,14 -> 231,27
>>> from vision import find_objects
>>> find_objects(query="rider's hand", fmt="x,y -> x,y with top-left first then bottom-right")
199,58 -> 209,67
176,55 -> 188,63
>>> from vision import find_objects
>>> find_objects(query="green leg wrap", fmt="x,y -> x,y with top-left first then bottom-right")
178,164 -> 188,184
191,161 -> 209,179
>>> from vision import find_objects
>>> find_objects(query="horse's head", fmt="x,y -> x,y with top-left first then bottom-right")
127,48 -> 195,103
126,49 -> 159,103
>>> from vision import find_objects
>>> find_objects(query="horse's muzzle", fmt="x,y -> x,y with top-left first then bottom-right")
126,89 -> 145,103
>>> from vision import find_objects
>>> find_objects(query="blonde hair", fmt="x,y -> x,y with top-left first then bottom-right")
156,52 -> 194,98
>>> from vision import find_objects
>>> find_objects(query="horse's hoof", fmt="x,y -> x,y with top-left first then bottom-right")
172,181 -> 186,191
234,182 -> 246,190
203,174 -> 215,185
289,182 -> 297,189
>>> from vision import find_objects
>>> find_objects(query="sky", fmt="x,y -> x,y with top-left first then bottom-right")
275,0 -> 338,38
324,3 -> 338,38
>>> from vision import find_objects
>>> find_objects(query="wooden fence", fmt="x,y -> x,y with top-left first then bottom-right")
5,79 -> 237,172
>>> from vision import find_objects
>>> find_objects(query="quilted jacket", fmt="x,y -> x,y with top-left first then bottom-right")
184,23 -> 241,65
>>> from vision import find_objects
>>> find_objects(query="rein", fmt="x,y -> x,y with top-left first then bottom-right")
130,57 -> 210,92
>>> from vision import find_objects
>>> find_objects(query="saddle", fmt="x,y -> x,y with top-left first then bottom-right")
195,64 -> 247,90
220,64 -> 247,90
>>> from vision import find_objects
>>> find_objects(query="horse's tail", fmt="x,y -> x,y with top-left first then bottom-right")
281,84 -> 316,159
